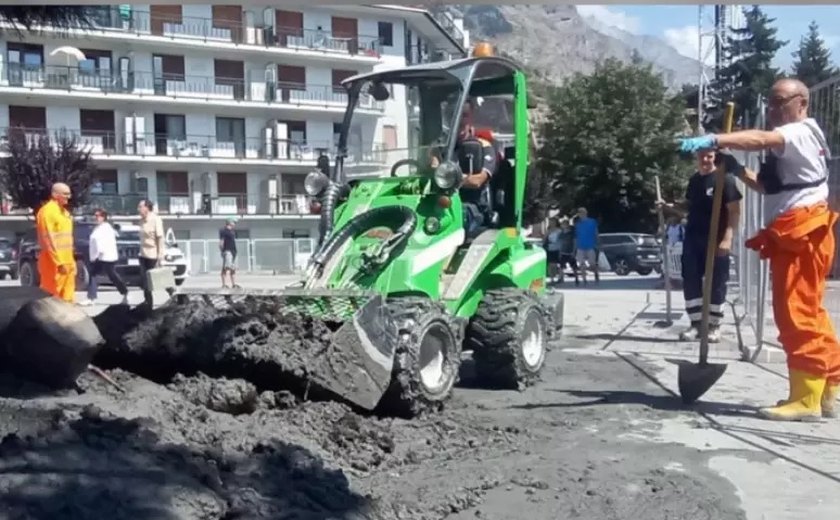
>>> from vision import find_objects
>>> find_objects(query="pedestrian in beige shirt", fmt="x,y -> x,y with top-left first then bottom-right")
137,199 -> 165,308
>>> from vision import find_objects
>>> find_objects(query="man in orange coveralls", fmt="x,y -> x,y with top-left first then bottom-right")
35,182 -> 76,302
679,79 -> 839,421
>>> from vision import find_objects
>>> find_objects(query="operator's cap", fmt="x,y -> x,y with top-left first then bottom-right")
226,217 -> 238,225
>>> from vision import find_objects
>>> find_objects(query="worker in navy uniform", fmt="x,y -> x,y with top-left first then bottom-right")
662,148 -> 742,343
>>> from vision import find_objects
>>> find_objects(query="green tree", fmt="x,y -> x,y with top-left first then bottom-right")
538,59 -> 694,233
710,6 -> 787,129
0,130 -> 96,212
792,21 -> 838,87
0,6 -> 94,34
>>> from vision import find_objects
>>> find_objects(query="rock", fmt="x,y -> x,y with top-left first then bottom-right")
2,297 -> 104,388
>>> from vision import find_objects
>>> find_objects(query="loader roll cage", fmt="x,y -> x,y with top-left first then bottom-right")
334,57 -> 530,229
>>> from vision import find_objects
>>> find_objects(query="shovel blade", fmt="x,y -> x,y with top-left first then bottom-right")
677,361 -> 728,405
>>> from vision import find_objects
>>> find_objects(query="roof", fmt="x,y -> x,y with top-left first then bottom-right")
368,5 -> 466,55
342,56 -> 520,86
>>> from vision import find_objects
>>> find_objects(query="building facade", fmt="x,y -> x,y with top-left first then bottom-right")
0,4 -> 467,273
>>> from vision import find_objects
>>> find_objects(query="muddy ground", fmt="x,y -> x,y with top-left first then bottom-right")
0,302 -> 748,520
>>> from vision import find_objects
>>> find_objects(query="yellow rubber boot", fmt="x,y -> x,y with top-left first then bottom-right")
759,369 -> 825,422
822,383 -> 839,419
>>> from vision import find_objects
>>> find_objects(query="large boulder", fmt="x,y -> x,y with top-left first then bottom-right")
0,286 -> 50,337
1,296 -> 105,388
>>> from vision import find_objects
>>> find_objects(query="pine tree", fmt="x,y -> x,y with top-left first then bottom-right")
709,6 -> 787,129
792,21 -> 838,87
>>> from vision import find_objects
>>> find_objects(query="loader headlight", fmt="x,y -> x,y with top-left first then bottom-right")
433,161 -> 462,191
304,170 -> 330,196
424,217 -> 441,234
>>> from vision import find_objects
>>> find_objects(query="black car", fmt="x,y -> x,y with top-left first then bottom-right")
16,222 -> 142,289
0,238 -> 18,280
598,233 -> 662,276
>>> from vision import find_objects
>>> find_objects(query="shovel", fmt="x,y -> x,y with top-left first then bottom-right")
677,101 -> 735,405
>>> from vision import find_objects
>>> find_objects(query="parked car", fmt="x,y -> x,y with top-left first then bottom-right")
17,221 -> 188,289
597,232 -> 661,276
0,238 -> 19,280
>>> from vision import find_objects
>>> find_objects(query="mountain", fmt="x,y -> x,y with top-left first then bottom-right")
438,5 -> 707,91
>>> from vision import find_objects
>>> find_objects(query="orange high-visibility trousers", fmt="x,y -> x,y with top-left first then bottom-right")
38,258 -> 76,302
747,203 -> 840,384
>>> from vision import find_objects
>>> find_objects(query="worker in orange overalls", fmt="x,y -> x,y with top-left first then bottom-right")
35,182 -> 76,302
679,78 -> 840,421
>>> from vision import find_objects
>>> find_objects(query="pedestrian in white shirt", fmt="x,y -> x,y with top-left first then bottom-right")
80,209 -> 128,306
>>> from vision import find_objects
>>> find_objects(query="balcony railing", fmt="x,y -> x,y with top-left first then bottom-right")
0,128 -> 385,165
32,7 -> 382,59
430,11 -> 466,48
0,65 -> 385,111
85,192 -> 313,217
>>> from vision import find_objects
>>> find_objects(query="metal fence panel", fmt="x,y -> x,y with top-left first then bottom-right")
185,240 -> 208,275
251,239 -> 296,273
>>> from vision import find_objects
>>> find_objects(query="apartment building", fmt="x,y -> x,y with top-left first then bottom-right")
0,3 -> 468,263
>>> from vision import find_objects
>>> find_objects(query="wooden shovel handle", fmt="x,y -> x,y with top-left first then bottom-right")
699,102 -> 735,364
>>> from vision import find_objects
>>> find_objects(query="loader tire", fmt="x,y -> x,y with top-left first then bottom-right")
467,289 -> 549,389
377,298 -> 462,418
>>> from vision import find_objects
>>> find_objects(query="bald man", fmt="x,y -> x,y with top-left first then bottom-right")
35,183 -> 77,302
680,78 -> 839,422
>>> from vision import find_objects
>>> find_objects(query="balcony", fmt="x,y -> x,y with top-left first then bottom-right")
85,192 -> 313,217
430,11 -> 466,48
0,65 -> 385,112
16,7 -> 382,62
0,128 -> 385,167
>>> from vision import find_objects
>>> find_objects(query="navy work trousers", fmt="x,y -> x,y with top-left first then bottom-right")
681,237 -> 730,327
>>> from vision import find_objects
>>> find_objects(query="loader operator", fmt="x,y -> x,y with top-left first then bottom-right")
680,78 -> 840,422
35,182 -> 76,302
455,98 -> 498,236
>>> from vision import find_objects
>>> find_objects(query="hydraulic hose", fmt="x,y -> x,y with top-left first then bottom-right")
311,205 -> 418,271
316,181 -> 350,251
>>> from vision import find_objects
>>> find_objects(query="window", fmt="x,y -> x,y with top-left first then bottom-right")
282,229 -> 311,239
214,59 -> 245,99
331,69 -> 356,93
333,122 -> 342,148
277,65 -> 306,91
173,230 -> 191,241
78,49 -> 112,74
281,121 -> 306,144
211,5 -> 242,41
282,175 -> 306,195
216,117 -> 246,157
275,9 -> 304,45
153,114 -> 186,155
153,54 -> 185,81
91,170 -> 118,194
150,4 -> 182,36
156,171 -> 189,195
80,109 -> 116,151
378,22 -> 393,47
9,105 -> 46,130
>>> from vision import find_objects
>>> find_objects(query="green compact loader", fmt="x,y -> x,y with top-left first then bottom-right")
176,52 -> 563,416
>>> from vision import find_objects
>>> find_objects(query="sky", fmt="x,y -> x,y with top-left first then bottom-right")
576,4 -> 840,71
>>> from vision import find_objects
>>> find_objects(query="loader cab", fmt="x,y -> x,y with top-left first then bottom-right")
333,51 -> 531,234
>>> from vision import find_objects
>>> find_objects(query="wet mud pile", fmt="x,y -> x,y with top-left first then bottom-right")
0,366 -> 518,520
93,300 -> 346,403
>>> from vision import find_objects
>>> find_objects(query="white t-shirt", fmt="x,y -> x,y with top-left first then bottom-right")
89,222 -> 119,262
765,118 -> 830,220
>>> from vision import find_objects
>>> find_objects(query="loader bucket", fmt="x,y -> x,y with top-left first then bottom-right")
174,288 -> 397,410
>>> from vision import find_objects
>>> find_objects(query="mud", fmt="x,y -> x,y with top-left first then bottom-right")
0,295 -> 749,519
94,301 -> 351,403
